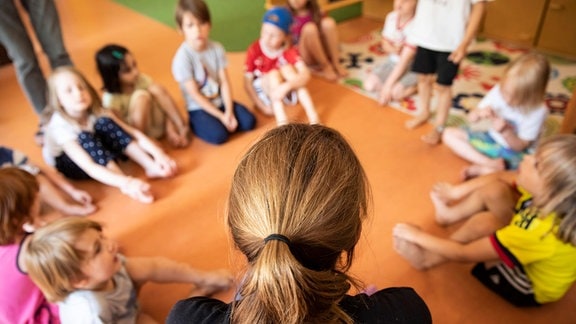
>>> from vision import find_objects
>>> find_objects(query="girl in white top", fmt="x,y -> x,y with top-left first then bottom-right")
442,53 -> 550,178
42,66 -> 177,203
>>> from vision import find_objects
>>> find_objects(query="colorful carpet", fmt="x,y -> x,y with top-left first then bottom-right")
339,31 -> 576,136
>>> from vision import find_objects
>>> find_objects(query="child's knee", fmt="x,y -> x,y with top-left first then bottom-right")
302,22 -> 320,37
320,17 -> 337,31
363,74 -> 381,92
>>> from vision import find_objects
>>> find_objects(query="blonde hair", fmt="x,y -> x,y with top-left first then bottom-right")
46,66 -> 104,126
22,217 -> 103,302
534,134 -> 576,245
0,168 -> 39,245
501,52 -> 550,112
228,124 -> 370,323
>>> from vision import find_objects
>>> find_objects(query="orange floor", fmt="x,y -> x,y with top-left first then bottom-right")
1,1 -> 574,322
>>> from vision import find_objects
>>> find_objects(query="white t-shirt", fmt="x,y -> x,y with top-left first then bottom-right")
42,112 -> 98,166
59,255 -> 138,324
408,0 -> 487,52
478,85 -> 548,148
382,10 -> 415,63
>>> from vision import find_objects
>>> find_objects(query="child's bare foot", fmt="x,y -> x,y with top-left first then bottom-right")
145,159 -> 177,179
393,234 -> 428,271
421,128 -> 442,145
190,269 -> 234,297
314,65 -> 338,82
429,190 -> 453,226
405,113 -> 430,129
121,178 -> 154,204
431,182 -> 458,203
334,64 -> 348,78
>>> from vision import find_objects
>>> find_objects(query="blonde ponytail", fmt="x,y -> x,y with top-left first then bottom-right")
228,124 -> 369,323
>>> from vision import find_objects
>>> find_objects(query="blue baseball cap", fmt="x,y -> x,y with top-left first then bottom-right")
263,6 -> 293,34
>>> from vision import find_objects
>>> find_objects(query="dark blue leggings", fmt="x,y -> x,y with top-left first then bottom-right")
55,117 -> 132,179
188,102 -> 256,145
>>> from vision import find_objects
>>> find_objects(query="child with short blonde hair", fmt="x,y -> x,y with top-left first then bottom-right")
22,217 -> 233,323
244,7 -> 319,125
442,53 -> 550,178
394,134 -> 576,306
42,66 -> 177,203
0,168 -> 59,324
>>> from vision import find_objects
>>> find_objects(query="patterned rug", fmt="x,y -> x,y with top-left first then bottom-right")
339,31 -> 576,136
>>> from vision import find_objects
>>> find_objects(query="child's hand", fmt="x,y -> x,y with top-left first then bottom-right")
271,82 -> 292,102
392,223 -> 422,242
120,178 -> 153,203
492,117 -> 510,133
153,154 -> 178,178
378,84 -> 393,106
190,269 -> 234,297
166,121 -> 190,148
69,188 -> 93,205
221,112 -> 238,132
448,45 -> 467,64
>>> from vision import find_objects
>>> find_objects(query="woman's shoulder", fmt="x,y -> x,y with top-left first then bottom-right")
340,287 -> 432,323
167,296 -> 230,324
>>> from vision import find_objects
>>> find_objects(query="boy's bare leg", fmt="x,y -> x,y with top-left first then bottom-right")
296,88 -> 319,124
405,74 -> 433,129
393,226 -> 446,270
432,179 -> 516,226
299,23 -> 338,81
421,84 -> 451,145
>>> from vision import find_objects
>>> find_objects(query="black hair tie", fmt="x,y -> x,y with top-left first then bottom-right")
264,234 -> 291,246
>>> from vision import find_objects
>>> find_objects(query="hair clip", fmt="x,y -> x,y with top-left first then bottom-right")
111,50 -> 124,60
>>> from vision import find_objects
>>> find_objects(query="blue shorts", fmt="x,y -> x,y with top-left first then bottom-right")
467,130 -> 525,170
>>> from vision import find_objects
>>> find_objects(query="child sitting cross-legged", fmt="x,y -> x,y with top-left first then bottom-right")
244,7 -> 319,126
22,217 -> 233,323
394,134 -> 576,307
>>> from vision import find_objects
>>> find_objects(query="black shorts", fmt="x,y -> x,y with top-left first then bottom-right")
472,262 -> 540,307
411,46 -> 460,86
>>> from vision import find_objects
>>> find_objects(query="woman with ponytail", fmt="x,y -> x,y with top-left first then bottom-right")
167,124 -> 431,323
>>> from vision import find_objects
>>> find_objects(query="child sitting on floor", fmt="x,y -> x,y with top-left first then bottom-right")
286,0 -> 348,81
244,6 -> 319,125
42,66 -> 177,203
394,134 -> 576,307
0,168 -> 59,324
22,217 -> 233,323
96,44 -> 190,148
363,0 -> 418,106
442,53 -> 550,178
1,146 -> 96,216
172,0 -> 256,145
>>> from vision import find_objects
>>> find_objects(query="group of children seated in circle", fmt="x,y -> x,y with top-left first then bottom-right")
1,0 -> 575,322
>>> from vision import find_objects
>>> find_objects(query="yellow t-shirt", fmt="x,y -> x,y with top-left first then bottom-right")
493,188 -> 576,303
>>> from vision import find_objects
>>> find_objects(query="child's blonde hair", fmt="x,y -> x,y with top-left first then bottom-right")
22,217 -> 103,302
228,124 -> 370,324
501,52 -> 550,111
46,66 -> 104,126
534,134 -> 576,245
0,168 -> 39,245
